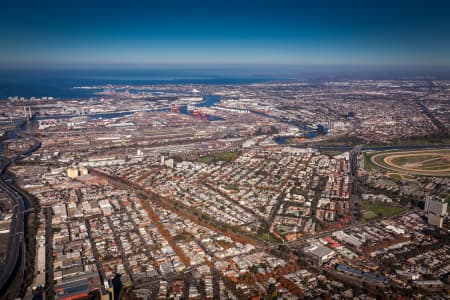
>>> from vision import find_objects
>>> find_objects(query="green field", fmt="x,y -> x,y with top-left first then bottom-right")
391,155 -> 441,166
363,152 -> 378,170
261,232 -> 282,243
362,210 -> 378,221
361,202 -> 404,221
370,149 -> 450,176
320,149 -> 345,157
387,173 -> 402,180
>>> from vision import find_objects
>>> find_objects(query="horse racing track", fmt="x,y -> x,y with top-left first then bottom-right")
370,149 -> 450,177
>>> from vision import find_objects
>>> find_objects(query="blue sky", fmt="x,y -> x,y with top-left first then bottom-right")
1,0 -> 450,67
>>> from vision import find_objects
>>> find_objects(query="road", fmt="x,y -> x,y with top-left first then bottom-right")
44,207 -> 54,300
85,219 -> 108,295
0,157 -> 26,298
0,119 -> 41,299
349,145 -> 362,224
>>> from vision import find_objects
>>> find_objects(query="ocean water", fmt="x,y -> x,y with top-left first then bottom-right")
3,66 -> 449,99
0,69 -> 286,99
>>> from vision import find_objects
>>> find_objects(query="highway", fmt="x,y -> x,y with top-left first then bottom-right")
349,145 -> 362,224
44,207 -> 55,300
0,120 -> 41,298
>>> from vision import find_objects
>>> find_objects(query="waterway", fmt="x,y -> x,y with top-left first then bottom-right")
179,94 -> 224,121
0,68 -> 286,99
36,94 -> 224,121
274,132 -> 319,144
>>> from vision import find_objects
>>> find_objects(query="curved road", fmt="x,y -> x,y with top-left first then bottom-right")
0,122 -> 41,298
